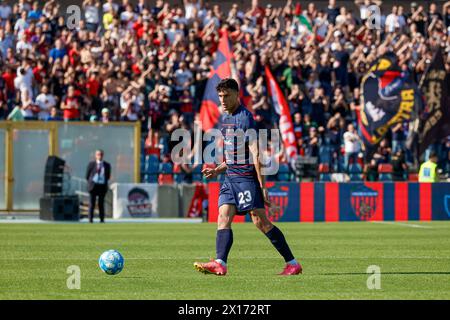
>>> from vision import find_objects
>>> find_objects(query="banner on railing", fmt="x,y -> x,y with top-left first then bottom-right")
110,183 -> 158,219
207,182 -> 450,222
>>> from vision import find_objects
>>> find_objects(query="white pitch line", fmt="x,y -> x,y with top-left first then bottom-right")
1,256 -> 450,261
0,218 -> 203,224
370,221 -> 433,229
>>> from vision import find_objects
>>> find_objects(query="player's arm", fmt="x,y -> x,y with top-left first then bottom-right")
202,161 -> 227,179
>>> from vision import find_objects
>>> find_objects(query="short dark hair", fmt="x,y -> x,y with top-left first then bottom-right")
216,78 -> 239,93
429,151 -> 438,159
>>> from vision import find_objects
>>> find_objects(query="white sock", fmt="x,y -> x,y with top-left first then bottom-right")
287,259 -> 298,266
215,259 -> 227,266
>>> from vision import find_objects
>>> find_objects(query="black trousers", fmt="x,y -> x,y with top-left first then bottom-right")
89,184 -> 107,222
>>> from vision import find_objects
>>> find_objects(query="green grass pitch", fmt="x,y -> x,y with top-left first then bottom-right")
1,221 -> 450,300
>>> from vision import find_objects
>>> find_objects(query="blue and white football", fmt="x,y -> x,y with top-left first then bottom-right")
99,250 -> 124,275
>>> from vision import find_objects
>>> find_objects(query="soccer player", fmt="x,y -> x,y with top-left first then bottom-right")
194,78 -> 302,276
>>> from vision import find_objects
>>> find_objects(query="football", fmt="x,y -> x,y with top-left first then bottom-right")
98,250 -> 124,275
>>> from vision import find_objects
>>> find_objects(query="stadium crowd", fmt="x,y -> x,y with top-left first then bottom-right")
0,0 -> 449,180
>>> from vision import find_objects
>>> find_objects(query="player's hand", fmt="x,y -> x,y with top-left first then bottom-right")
262,188 -> 280,217
261,187 -> 270,206
202,167 -> 217,179
267,202 -> 281,218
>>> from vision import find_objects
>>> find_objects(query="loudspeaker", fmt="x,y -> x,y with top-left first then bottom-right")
44,156 -> 65,196
39,196 -> 80,221
45,156 -> 65,174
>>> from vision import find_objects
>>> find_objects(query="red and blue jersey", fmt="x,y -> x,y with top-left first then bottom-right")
220,105 -> 257,180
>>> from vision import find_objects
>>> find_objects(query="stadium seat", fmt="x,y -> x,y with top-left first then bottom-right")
158,173 -> 174,184
378,164 -> 393,181
140,154 -> 146,173
144,173 -> 158,183
145,146 -> 161,158
318,163 -> 331,181
159,137 -> 169,155
277,163 -> 291,181
159,162 -> 173,174
349,163 -> 363,181
192,164 -> 203,182
145,155 -> 159,183
408,173 -> 418,182
349,163 -> 362,173
173,164 -> 185,183
319,146 -> 332,164
157,162 -> 174,184
318,163 -> 330,173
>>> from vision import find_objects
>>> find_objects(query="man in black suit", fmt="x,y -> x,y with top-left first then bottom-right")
86,149 -> 111,223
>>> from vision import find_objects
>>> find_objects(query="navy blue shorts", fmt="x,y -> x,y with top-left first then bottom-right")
218,177 -> 265,215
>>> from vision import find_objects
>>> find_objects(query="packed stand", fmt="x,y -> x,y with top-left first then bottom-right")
0,0 -> 449,182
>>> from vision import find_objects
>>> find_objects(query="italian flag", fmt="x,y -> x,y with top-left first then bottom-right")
295,3 -> 313,40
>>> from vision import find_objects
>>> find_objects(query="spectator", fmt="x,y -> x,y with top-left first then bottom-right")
83,0 -> 101,32
61,86 -> 81,121
304,127 -> 321,157
364,159 -> 379,181
14,11 -> 29,37
165,109 -> 182,153
302,113 -> 318,138
15,33 -> 32,54
174,61 -> 193,95
45,106 -> 62,121
0,28 -> 14,58
7,104 -> 24,121
343,123 -> 362,171
418,151 -> 439,182
0,99 -> 7,120
0,1 -> 12,23
27,1 -> 42,21
326,114 -> 342,171
14,66 -> 34,101
391,149 -> 408,181
49,39 -> 67,64
293,112 -> 303,141
101,108 -> 110,123
391,122 -> 406,152
332,42 -> 350,89
373,138 -> 392,164
35,85 -> 56,120
326,0 -> 340,25
19,89 -> 38,120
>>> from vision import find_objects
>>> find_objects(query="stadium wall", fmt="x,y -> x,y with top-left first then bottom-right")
207,182 -> 450,222
0,121 -> 140,212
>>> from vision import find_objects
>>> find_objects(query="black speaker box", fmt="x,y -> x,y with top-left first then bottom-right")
44,156 -> 65,196
39,196 -> 80,221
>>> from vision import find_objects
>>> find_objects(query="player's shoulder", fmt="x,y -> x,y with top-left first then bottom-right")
238,104 -> 252,116
236,105 -> 254,122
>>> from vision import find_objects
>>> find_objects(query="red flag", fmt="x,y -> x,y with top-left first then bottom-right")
199,31 -> 234,132
265,66 -> 298,159
187,183 -> 208,218
295,3 -> 302,16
